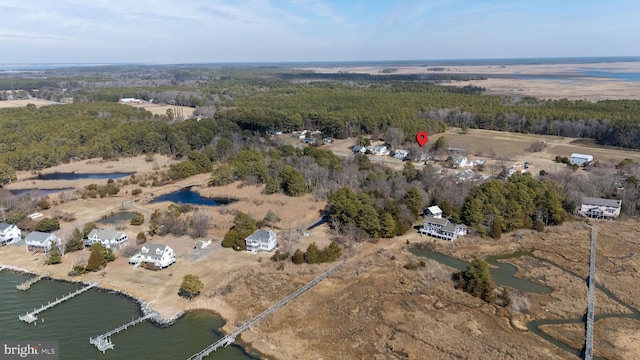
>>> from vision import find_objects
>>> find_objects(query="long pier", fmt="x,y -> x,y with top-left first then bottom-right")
187,264 -> 341,360
90,313 -> 155,353
16,274 -> 46,290
19,283 -> 98,323
585,225 -> 596,360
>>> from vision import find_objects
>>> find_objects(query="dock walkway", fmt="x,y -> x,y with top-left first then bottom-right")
585,225 -> 596,360
187,264 -> 341,360
19,283 -> 97,323
90,313 -> 155,353
16,274 -> 46,290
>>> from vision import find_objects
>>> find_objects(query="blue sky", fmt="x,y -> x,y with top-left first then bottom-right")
1,0 -> 639,63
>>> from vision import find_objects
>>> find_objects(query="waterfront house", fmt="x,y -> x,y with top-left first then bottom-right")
419,218 -> 467,241
25,232 -> 61,253
85,227 -> 129,250
129,243 -> 176,269
245,229 -> 277,253
570,153 -> 593,166
578,197 -> 621,219
0,222 -> 21,246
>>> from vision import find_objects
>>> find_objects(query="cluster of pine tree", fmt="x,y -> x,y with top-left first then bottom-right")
292,242 -> 342,264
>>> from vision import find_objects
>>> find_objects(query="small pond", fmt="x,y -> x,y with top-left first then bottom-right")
149,189 -> 237,206
97,211 -> 137,225
35,172 -> 132,180
9,188 -> 75,197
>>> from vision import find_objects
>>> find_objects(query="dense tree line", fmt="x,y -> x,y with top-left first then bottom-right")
459,172 -> 568,236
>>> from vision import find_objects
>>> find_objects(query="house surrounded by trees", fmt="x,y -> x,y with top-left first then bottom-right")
245,229 -> 277,253
420,217 -> 468,241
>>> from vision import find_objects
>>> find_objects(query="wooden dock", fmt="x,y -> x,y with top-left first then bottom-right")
90,313 -> 155,353
187,264 -> 341,360
19,283 -> 98,323
16,274 -> 46,290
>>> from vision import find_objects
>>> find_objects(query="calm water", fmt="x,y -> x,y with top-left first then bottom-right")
0,272 -> 256,360
582,70 -> 640,81
149,189 -> 236,207
97,212 -> 136,225
9,188 -> 75,197
36,173 -> 132,181
408,247 -> 552,294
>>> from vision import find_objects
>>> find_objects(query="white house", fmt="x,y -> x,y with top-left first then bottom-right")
451,156 -> 473,168
419,218 -> 467,241
129,243 -> 176,269
85,227 -> 129,250
0,222 -> 21,246
393,149 -> 408,160
578,197 -> 621,219
570,153 -> 593,166
425,206 -> 443,218
25,232 -> 61,253
371,145 -> 390,156
245,229 -> 277,253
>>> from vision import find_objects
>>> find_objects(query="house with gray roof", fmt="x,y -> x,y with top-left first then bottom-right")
579,197 -> 621,219
25,232 -> 61,253
85,227 -> 129,250
245,228 -> 277,253
419,217 -> 467,241
0,222 -> 21,246
129,243 -> 176,269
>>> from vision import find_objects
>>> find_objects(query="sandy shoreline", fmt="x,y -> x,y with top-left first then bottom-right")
299,61 -> 640,101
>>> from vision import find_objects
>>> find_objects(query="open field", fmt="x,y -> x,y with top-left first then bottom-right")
126,103 -> 196,117
300,61 -> 640,101
0,98 -> 62,108
2,126 -> 640,358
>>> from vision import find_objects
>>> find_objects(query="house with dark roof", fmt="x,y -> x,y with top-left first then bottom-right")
245,229 -> 277,253
84,227 -> 129,250
579,197 -> 621,219
129,243 -> 176,269
0,222 -> 21,246
419,217 -> 467,241
25,232 -> 61,253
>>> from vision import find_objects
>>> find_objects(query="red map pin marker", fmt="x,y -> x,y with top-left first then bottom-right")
416,131 -> 429,147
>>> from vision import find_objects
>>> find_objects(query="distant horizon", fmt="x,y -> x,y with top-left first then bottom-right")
2,56 -> 640,71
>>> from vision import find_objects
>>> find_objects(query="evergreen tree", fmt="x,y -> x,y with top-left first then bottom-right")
45,243 -> 62,265
65,228 -> 85,253
279,166 -> 307,196
86,243 -> 108,271
35,217 -> 60,232
305,243 -> 322,264
490,217 -> 502,239
379,212 -> 397,238
292,249 -> 305,264
403,187 -> 424,218
455,258 -> 496,303
179,274 -> 204,300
